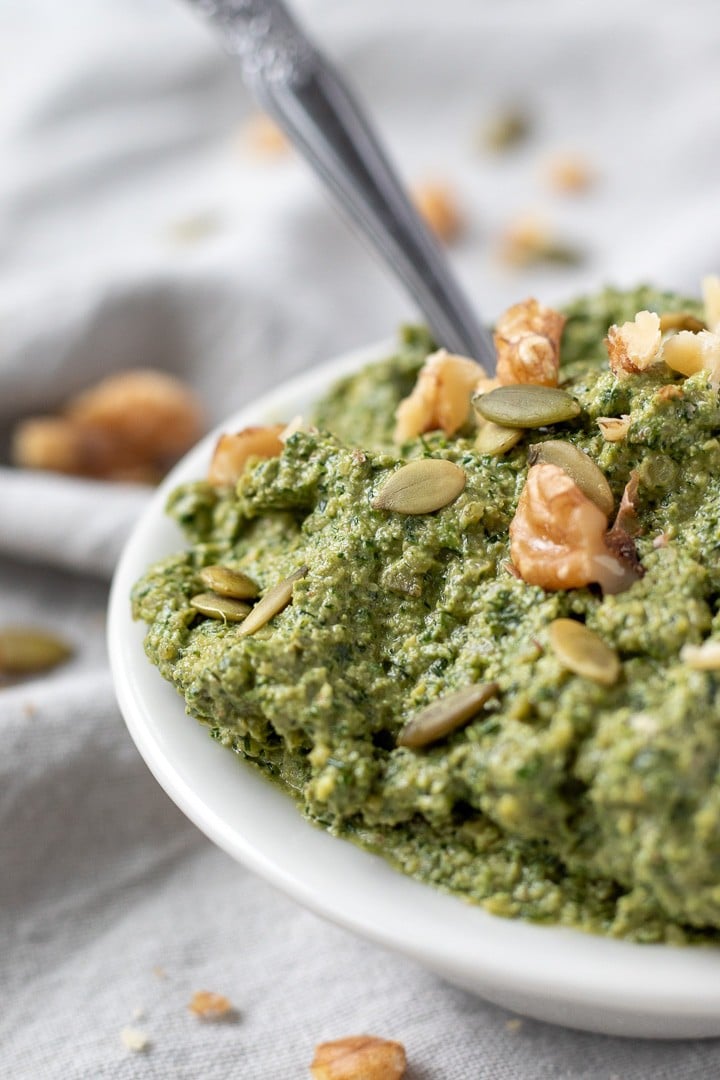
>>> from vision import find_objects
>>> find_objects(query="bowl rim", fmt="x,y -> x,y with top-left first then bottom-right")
108,337 -> 720,1033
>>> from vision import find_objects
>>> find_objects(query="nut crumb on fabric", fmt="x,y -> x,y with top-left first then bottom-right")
120,1026 -> 150,1053
544,154 -> 594,193
310,1035 -> 406,1079
188,990 -> 237,1021
497,214 -> 583,268
505,1017 -> 523,1032
413,182 -> 463,243
152,966 -> 167,980
240,113 -> 290,157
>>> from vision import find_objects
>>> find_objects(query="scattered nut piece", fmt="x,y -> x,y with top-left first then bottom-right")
494,298 -> 565,387
241,113 -> 290,157
481,109 -> 531,152
681,641 -> 720,671
544,154 -> 594,193
208,424 -> 285,487
68,370 -> 204,461
394,349 -> 480,442
166,213 -> 221,246
497,215 -> 583,268
605,311 -> 662,377
413,183 -> 463,243
188,990 -> 236,1021
310,1035 -> 406,1080
120,1026 -> 150,1053
663,329 -> 720,385
13,369 -> 204,484
597,415 -> 631,443
702,275 -> 720,332
510,463 -> 638,594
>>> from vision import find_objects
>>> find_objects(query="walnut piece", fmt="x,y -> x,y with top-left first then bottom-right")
663,329 -> 720,384
12,369 -> 203,483
509,463 -> 638,594
413,183 -> 462,243
544,154 -> 594,193
605,311 -> 662,377
596,415 -> 630,443
188,990 -> 235,1020
208,424 -> 285,486
242,113 -> 290,157
394,349 -> 480,442
494,298 -> 566,387
310,1035 -> 406,1080
702,274 -> 720,332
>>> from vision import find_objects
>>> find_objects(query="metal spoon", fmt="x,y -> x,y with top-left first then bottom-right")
183,0 -> 495,371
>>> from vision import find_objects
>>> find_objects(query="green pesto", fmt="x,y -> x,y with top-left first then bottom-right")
132,285 -> 720,943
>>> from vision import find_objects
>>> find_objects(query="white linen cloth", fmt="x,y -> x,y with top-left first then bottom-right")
3,1 -> 720,1075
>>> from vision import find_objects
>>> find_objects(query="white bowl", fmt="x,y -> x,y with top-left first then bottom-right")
109,341 -> 720,1040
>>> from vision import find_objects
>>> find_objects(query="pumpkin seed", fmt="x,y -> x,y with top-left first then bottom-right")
397,682 -> 500,748
371,459 -> 465,515
199,565 -> 259,599
0,627 -> 72,674
680,641 -> 720,670
529,440 -> 614,517
548,619 -> 620,686
475,421 -> 524,457
190,593 -> 252,622
659,311 -> 706,334
473,385 -> 580,428
239,565 -> 308,637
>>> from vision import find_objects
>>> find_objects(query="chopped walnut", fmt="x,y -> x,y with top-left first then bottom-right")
494,298 -> 565,387
596,415 -> 630,443
703,274 -> 720,332
310,1035 -> 406,1080
12,370 -> 204,483
605,311 -> 662,377
241,113 -> 290,157
413,183 -> 463,243
394,349 -> 480,442
188,990 -> 235,1020
544,154 -> 594,193
663,329 -> 720,384
208,424 -> 285,487
510,463 -> 638,594
120,1026 -> 150,1053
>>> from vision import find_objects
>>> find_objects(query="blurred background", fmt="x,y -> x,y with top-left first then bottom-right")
4,0 -> 719,433
3,1 -> 720,1077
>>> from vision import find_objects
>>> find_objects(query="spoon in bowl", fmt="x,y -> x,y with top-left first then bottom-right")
183,0 -> 495,372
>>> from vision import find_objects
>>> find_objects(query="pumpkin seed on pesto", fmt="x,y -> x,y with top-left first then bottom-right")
132,284 -> 720,945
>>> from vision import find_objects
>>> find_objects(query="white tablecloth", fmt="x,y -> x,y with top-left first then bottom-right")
3,1 -> 720,1075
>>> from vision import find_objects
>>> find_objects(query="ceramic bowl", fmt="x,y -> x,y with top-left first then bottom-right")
108,341 -> 720,1039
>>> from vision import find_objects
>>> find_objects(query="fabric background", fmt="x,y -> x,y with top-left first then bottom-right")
3,1 -> 720,1076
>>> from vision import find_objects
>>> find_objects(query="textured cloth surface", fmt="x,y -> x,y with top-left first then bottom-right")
3,1 -> 720,1076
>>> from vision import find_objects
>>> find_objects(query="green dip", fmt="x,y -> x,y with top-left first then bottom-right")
132,286 -> 720,944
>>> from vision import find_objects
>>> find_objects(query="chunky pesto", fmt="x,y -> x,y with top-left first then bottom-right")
132,286 -> 720,943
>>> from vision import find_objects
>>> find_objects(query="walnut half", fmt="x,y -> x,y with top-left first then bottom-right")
310,1035 -> 406,1080
605,311 -> 662,377
394,349 -> 480,442
494,298 -> 566,387
509,463 -> 639,594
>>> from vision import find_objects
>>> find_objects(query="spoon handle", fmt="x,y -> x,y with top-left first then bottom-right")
184,0 -> 495,371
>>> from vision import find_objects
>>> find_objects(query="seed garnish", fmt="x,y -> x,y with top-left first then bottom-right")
199,565 -> 259,600
0,627 -> 72,675
371,459 -> 466,515
680,641 -> 720,670
239,565 -> 308,637
473,385 -> 581,429
548,619 -> 620,686
397,682 -> 500,748
190,593 -> 252,622
529,440 -> 614,517
475,421 -> 524,457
